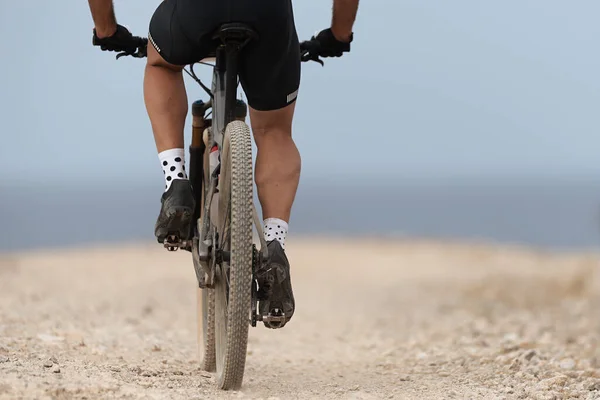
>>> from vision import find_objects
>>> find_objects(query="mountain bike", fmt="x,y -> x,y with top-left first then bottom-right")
118,24 -> 323,390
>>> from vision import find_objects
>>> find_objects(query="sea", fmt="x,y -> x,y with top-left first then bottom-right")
1,177 -> 600,252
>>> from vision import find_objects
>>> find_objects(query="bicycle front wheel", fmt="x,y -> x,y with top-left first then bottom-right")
214,120 -> 254,390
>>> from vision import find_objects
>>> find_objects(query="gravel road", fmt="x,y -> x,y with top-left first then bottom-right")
1,239 -> 599,399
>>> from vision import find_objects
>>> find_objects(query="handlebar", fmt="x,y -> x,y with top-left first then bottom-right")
114,37 -> 324,65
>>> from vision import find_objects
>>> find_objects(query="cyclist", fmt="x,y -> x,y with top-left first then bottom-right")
87,0 -> 359,327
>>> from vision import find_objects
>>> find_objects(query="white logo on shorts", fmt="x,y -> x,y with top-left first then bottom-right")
148,32 -> 161,53
287,89 -> 298,103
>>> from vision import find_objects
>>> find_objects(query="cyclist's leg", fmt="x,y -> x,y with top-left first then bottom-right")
250,104 -> 300,224
146,0 -> 214,242
236,0 -> 300,325
238,0 -> 301,238
144,43 -> 187,152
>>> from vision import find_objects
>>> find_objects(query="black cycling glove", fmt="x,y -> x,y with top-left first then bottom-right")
312,28 -> 353,57
93,24 -> 145,54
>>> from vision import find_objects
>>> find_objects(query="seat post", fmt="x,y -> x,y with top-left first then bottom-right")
223,45 -> 240,128
213,23 -> 258,128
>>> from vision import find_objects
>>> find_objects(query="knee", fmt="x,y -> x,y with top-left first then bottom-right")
146,43 -> 183,71
249,104 -> 295,145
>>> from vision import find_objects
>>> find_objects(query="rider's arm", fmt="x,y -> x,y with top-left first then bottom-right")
331,0 -> 359,42
88,0 -> 117,38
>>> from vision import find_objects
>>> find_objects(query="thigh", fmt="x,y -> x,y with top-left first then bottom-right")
148,0 -> 213,66
238,2 -> 301,111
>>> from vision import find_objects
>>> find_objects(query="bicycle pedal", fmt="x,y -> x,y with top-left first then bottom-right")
164,234 -> 181,251
259,308 -> 287,329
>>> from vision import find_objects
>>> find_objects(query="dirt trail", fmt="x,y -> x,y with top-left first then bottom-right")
1,238 -> 599,399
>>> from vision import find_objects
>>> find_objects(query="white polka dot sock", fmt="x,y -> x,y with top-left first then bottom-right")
263,218 -> 288,250
159,148 -> 187,191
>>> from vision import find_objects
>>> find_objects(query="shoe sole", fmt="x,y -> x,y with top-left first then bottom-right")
155,206 -> 193,243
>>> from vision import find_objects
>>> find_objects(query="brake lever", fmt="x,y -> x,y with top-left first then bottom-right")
301,51 -> 324,66
116,45 -> 147,60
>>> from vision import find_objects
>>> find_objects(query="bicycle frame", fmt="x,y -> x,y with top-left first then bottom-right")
190,36 -> 251,289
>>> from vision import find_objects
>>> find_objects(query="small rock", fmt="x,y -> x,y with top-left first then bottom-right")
37,334 -> 64,343
43,360 -> 54,368
589,381 -> 600,391
524,350 -> 536,361
130,366 -> 142,374
538,375 -> 568,390
559,359 -> 576,370
349,385 -> 360,391
110,366 -> 121,373
172,370 -> 184,376
151,345 -> 161,352
438,371 -> 451,377
52,365 -> 61,373
399,375 -> 411,382
0,356 -> 9,363
49,356 -> 58,364
141,371 -> 153,377
502,345 -> 520,354
503,333 -> 519,342
167,383 -> 174,389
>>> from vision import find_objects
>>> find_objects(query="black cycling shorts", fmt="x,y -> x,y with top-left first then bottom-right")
148,0 -> 300,111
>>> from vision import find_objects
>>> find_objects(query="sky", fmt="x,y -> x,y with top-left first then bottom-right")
1,0 -> 599,187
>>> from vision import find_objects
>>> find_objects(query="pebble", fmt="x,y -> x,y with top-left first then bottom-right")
43,360 -> 54,368
110,366 -> 121,372
52,365 -> 61,373
503,333 -> 519,342
524,350 -> 536,361
0,356 -> 9,363
37,334 -> 64,343
538,375 -> 568,390
589,381 -> 600,391
130,366 -> 142,374
559,359 -> 576,370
